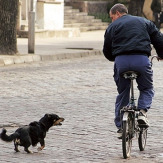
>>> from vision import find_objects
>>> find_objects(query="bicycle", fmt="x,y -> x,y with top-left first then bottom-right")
120,55 -> 162,159
120,71 -> 147,159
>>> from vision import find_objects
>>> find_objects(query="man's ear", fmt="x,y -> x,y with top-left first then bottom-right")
116,11 -> 121,16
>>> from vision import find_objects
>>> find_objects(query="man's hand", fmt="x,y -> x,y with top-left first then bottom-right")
157,57 -> 163,61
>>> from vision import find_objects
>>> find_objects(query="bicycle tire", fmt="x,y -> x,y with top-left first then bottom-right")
138,128 -> 147,151
122,119 -> 132,159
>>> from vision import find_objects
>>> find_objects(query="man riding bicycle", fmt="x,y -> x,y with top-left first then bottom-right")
103,3 -> 163,138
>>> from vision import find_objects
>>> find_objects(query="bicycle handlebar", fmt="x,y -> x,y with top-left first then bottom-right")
151,55 -> 163,66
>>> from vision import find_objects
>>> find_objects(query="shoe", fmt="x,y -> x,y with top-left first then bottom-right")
137,110 -> 149,128
117,129 -> 122,139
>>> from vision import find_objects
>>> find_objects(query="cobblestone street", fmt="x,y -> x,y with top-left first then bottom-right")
0,55 -> 163,163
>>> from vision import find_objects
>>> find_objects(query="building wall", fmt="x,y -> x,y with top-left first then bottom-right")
20,0 -> 64,30
36,0 -> 64,30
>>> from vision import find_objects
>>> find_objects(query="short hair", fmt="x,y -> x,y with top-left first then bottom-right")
110,3 -> 128,14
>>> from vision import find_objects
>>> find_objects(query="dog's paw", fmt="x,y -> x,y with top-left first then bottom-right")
37,147 -> 43,151
37,145 -> 45,151
14,148 -> 20,152
24,148 -> 33,154
28,150 -> 33,154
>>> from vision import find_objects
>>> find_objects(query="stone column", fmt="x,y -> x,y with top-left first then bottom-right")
143,0 -> 153,20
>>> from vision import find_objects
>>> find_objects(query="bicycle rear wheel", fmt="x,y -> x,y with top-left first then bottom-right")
138,128 -> 147,151
122,112 -> 134,159
122,115 -> 132,159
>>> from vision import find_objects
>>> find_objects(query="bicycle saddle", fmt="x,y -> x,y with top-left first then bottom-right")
121,71 -> 140,79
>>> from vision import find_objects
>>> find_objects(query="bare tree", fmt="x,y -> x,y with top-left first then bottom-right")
0,0 -> 19,55
128,0 -> 145,16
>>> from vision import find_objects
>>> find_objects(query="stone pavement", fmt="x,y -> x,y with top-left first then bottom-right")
0,55 -> 163,163
0,30 -> 105,67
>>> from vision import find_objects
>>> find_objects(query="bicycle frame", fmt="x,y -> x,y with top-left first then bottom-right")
121,71 -> 148,159
130,79 -> 134,105
122,72 -> 139,129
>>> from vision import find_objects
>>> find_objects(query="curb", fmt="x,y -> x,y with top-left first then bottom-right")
0,50 -> 103,67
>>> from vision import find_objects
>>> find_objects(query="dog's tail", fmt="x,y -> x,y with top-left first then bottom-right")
0,128 -> 19,142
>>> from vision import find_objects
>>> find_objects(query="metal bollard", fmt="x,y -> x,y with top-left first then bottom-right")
28,11 -> 35,54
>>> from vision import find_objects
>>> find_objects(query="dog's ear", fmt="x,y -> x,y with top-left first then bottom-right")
45,114 -> 50,118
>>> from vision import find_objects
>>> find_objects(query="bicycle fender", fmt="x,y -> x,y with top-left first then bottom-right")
123,112 -> 129,121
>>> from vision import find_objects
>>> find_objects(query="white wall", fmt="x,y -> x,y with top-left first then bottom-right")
36,0 -> 64,30
44,0 -> 64,30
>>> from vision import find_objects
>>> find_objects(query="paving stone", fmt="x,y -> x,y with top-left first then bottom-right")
0,55 -> 162,163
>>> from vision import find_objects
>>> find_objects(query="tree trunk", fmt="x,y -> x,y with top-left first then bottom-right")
0,0 -> 19,55
128,0 -> 145,16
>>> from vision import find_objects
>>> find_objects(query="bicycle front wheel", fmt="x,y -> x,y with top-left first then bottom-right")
122,113 -> 133,159
138,128 -> 147,151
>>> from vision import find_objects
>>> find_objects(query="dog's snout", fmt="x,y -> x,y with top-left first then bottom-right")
60,118 -> 64,121
53,117 -> 64,126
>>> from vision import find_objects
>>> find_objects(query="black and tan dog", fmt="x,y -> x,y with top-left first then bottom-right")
0,114 -> 64,153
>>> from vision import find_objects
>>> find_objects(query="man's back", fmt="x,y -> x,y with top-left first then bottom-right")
107,15 -> 152,57
103,14 -> 163,61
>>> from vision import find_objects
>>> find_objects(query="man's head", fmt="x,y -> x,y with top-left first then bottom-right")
109,3 -> 128,22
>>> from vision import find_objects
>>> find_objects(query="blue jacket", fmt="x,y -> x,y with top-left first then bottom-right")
103,14 -> 163,61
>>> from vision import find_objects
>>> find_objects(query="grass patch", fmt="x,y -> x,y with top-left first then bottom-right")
90,13 -> 111,22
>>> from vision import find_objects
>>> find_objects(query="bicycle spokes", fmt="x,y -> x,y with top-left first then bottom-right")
122,113 -> 133,159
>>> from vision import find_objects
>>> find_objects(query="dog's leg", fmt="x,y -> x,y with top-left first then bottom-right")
14,139 -> 20,152
24,138 -> 32,153
14,145 -> 20,152
37,139 -> 45,151
24,147 -> 33,154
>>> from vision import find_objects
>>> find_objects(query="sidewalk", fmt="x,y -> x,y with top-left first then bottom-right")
0,30 -> 105,66
0,28 -> 162,67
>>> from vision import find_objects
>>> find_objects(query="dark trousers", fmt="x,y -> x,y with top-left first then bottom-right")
114,55 -> 154,128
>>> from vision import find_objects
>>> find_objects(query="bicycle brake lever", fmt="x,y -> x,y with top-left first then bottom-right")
156,57 -> 161,61
157,57 -> 163,61
151,55 -> 161,66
